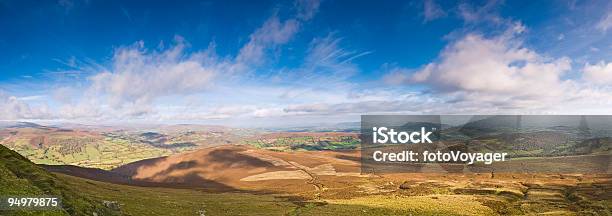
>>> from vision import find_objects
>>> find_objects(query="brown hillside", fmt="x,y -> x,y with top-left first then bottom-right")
110,145 -> 363,192
112,145 -> 295,187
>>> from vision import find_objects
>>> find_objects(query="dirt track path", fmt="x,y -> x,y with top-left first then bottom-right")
288,161 -> 325,191
273,155 -> 326,195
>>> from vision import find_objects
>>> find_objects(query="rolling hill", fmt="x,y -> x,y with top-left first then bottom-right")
0,144 -> 120,216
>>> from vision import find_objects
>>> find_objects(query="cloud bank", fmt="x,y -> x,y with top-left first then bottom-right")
2,0 -> 612,126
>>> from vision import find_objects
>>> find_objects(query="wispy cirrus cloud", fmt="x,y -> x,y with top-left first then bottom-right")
3,0 -> 612,126
596,11 -> 612,32
53,0 -> 321,120
423,0 -> 446,22
11,0 -> 333,123
295,0 -> 321,21
457,0 -> 504,24
236,0 -> 320,65
236,17 -> 300,65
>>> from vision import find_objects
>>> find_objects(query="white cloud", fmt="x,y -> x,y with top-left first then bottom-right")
9,0 -> 612,125
236,17 -> 299,65
295,0 -> 321,21
52,86 -> 75,104
200,17 -> 612,120
29,0 -> 326,123
557,34 -> 565,40
457,0 -> 503,24
378,22 -> 612,114
423,0 -> 446,22
583,61 -> 612,84
0,93 -> 52,120
596,12 -> 612,32
89,38 -> 219,111
410,33 -> 571,99
382,66 -> 412,85
282,99 -> 424,115
380,26 -> 595,111
302,35 -> 367,78
57,101 -> 104,120
265,34 -> 370,102
236,0 -> 320,65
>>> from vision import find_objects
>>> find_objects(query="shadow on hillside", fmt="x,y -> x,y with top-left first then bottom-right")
45,147 -> 282,193
44,164 -> 238,192
207,148 -> 276,167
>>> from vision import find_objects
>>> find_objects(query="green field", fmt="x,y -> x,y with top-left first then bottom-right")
245,135 -> 360,151
5,136 -> 173,170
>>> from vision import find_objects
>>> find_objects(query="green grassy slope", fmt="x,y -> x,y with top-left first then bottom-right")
57,174 -> 298,216
0,144 -> 120,216
57,173 -> 500,216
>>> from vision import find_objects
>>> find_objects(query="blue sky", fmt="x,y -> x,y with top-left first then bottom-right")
1,0 -> 612,127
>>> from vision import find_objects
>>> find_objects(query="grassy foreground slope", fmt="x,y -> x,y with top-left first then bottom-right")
0,144 -> 119,216
56,174 -> 500,216
57,174 -> 298,215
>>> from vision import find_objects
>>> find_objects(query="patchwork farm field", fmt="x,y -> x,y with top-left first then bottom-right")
243,132 -> 360,151
1,128 -> 174,170
0,124 -> 255,169
0,125 -> 362,169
